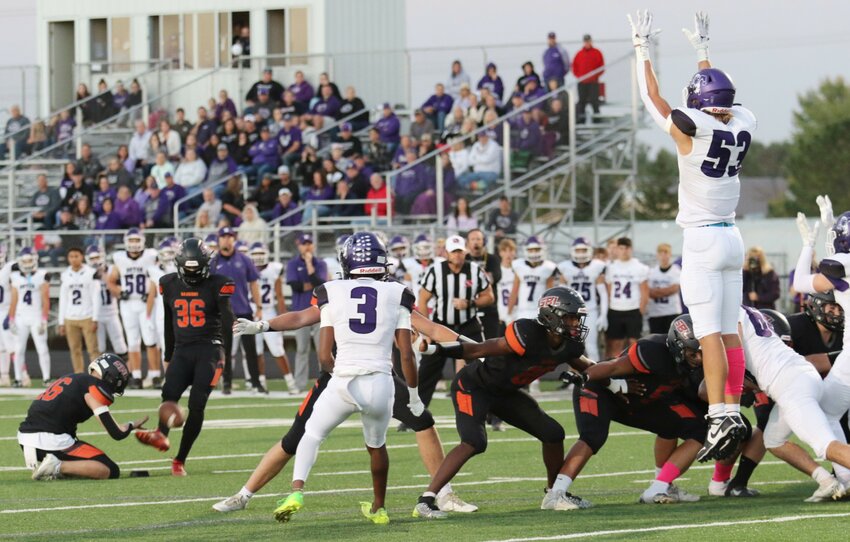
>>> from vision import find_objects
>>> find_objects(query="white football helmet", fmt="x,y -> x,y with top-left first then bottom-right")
570,237 -> 592,265
17,247 -> 38,274
524,236 -> 545,264
250,242 -> 269,268
124,227 -> 145,255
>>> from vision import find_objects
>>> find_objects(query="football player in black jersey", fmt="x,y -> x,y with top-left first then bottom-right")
412,286 -> 591,519
17,353 -> 143,480
134,238 -> 235,476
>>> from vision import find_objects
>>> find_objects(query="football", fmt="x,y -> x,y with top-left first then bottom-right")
159,401 -> 185,429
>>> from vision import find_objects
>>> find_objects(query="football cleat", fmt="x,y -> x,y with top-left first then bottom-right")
274,491 -> 304,523
213,494 -> 249,512
0,374 -> 10,387
171,459 -> 187,477
22,373 -> 32,387
707,479 -> 729,497
437,492 -> 478,513
725,485 -> 760,498
32,454 -> 62,481
151,377 -> 163,389
805,479 -> 845,502
412,496 -> 447,519
135,429 -> 171,452
129,377 -> 143,390
542,489 -> 592,510
667,484 -> 700,502
360,502 -> 390,525
697,414 -> 744,462
222,381 -> 232,395
284,374 -> 300,394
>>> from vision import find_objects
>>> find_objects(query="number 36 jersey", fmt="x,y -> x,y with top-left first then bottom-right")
558,259 -> 606,311
160,272 -> 235,348
316,278 -> 414,376
667,105 -> 757,228
113,249 -> 158,302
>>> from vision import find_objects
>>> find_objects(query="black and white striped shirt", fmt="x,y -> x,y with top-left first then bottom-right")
420,260 -> 490,326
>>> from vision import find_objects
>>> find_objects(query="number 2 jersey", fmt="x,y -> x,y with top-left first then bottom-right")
113,248 -> 158,302
558,259 -> 606,311
666,105 -> 757,228
465,318 -> 584,392
316,278 -> 414,376
160,272 -> 235,359
10,268 -> 50,321
257,262 -> 285,316
511,259 -> 558,319
19,373 -> 115,437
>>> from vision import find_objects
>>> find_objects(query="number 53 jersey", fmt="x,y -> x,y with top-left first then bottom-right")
315,278 -> 415,376
160,273 -> 235,347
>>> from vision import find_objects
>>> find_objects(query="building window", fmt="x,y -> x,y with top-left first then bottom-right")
183,14 -> 194,69
90,19 -> 108,72
289,8 -> 309,66
162,14 -> 180,69
197,12 -> 215,68
111,17 -> 131,72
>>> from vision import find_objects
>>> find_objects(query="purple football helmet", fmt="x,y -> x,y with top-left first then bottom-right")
571,237 -> 592,264
686,68 -> 736,114
342,232 -> 388,279
249,241 -> 269,267
827,211 -> 850,256
157,238 -> 177,264
124,227 -> 145,254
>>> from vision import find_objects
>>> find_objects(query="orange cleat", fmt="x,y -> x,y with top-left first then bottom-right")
171,460 -> 187,477
135,429 -> 170,452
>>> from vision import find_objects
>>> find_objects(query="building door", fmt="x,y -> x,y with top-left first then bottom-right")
49,20 -> 75,110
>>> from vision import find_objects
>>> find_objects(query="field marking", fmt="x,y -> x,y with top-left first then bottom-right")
484,512 -> 850,542
0,402 -> 308,420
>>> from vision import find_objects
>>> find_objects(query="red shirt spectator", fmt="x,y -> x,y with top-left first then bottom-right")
572,37 -> 605,82
365,174 -> 392,217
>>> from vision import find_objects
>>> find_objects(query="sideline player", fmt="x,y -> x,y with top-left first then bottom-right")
107,228 -> 159,388
604,237 -> 649,357
85,245 -> 128,358
496,238 -> 517,330
271,232 -> 421,524
0,250 -> 16,386
508,236 -> 558,321
134,238 -> 235,476
559,237 -> 608,361
413,287 -> 591,518
628,10 -> 757,459
8,248 -> 50,386
646,243 -> 682,334
144,238 -> 178,388
18,353 -> 144,480
58,247 -> 101,373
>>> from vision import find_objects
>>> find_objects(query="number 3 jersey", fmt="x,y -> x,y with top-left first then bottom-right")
315,278 -> 414,376
10,268 -> 50,321
511,259 -> 558,320
113,248 -> 158,303
558,259 -> 606,312
605,258 -> 649,312
18,373 -> 115,437
159,273 -> 235,353
667,105 -> 757,228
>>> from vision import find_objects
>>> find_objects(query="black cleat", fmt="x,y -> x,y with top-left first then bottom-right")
697,414 -> 745,462
129,377 -> 143,390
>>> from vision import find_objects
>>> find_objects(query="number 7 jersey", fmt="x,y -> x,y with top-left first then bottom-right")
668,105 -> 757,228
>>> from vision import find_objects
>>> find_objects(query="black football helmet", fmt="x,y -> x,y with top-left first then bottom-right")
804,291 -> 844,332
175,237 -> 211,286
667,314 -> 702,373
760,309 -> 793,347
88,353 -> 130,396
536,286 -> 588,342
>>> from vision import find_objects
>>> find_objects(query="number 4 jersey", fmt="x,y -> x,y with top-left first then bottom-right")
10,268 -> 50,321
160,272 -> 235,349
667,105 -> 757,228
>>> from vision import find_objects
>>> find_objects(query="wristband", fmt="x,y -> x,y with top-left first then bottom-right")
696,48 -> 709,62
457,334 -> 476,344
260,320 -> 270,332
127,421 -> 135,431
438,341 -> 465,359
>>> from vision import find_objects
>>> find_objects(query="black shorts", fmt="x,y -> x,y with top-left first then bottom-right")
574,381 -> 707,453
451,367 -> 564,454
607,309 -> 643,340
20,440 -> 120,479
648,314 -> 678,335
161,344 -> 224,411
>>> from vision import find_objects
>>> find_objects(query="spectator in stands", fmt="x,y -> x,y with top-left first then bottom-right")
410,152 -> 454,216
194,209 -> 214,237
215,89 -> 238,122
182,132 -> 200,158
26,119 -> 47,155
195,187 -> 222,226
321,157 -> 344,186
542,32 -> 570,88
244,125 -> 279,181
340,86 -> 368,131
447,60 -> 471,100
95,197 -> 122,232
207,143 -> 238,184
410,109 -> 435,142
90,79 -> 114,124
457,130 -> 502,191
465,93 -> 484,125
126,79 -> 142,121
365,173 -> 392,219
44,207 -> 80,266
73,195 -> 96,231
517,61 -> 541,92
116,144 -> 132,172
252,173 -> 280,220
332,178 -> 362,218
365,127 -> 391,172
247,67 -> 284,103
442,106 -> 466,137
477,63 -> 505,102
254,88 -> 278,123
392,135 -> 416,169
157,119 -> 182,161
128,119 -> 152,171
30,174 -> 61,229
511,109 -> 542,168
522,78 -> 546,108
422,84 -> 454,132
193,106 -> 217,146
280,89 -> 306,118
375,103 -> 401,152
418,133 -> 436,156
545,98 -> 569,145
233,25 -> 251,67
743,246 -> 780,310
301,170 -> 334,224
298,116 -> 318,149
343,161 -> 370,199
134,175 -> 155,207
456,83 -> 474,112
271,188 -> 300,225
238,203 -> 268,244
318,72 -> 341,100
105,157 -> 134,190
448,140 -> 470,177
75,143 -> 104,182
572,34 -> 605,123
152,171 -> 186,227
112,80 -> 129,126
75,84 -> 92,125
150,151 -> 176,188
243,115 -> 260,144
393,149 -> 427,214
218,117 -> 238,150
93,174 -> 117,215
58,162 -> 76,197
172,107 -> 193,143
330,122 -> 362,158
174,148 -> 207,189
446,196 -> 477,235
62,167 -> 94,209
311,84 -> 341,125
54,109 -> 76,151
221,175 -> 245,225
114,185 -> 142,227
232,131 -> 252,167
289,70 -> 315,107
486,195 -> 518,242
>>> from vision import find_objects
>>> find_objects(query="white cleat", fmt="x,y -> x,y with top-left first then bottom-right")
805,479 -> 845,502
708,479 -> 729,497
142,377 -> 154,389
213,493 -> 250,512
668,484 -> 700,502
412,501 -> 448,519
529,380 -> 541,394
541,489 -> 592,510
0,374 -> 10,387
32,454 -> 61,481
436,492 -> 478,513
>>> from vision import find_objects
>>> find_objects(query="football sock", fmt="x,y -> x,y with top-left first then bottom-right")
291,433 -> 321,484
13,353 -> 24,381
132,370 -> 142,379
159,421 -> 170,436
552,474 -> 573,494
657,462 -> 681,484
707,403 -> 725,418
148,370 -> 160,378
175,408 -> 204,463
730,456 -> 758,487
726,403 -> 741,415
239,486 -> 254,498
812,466 -> 833,486
724,347 -> 745,396
436,483 -> 453,499
712,462 -> 734,482
0,351 -> 10,376
37,352 -> 50,381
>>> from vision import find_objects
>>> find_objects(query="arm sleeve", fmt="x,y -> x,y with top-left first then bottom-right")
793,246 -> 819,294
57,276 -> 67,325
597,282 -> 609,314
96,408 -> 132,440
396,306 -> 412,330
401,288 -> 416,312
635,61 -> 669,131
313,284 -> 329,308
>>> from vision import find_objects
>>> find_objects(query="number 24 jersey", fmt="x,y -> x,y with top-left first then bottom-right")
160,272 -> 235,347
605,258 -> 648,312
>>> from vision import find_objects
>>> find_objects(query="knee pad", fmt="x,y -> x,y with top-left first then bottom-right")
464,434 -> 488,455
539,418 -> 566,444
406,410 -> 436,433
281,427 -> 303,456
579,426 -> 608,454
762,423 -> 788,450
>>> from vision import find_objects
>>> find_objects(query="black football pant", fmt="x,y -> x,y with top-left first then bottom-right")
418,319 -> 483,407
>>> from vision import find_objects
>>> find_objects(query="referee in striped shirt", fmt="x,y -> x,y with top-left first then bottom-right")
418,235 -> 494,407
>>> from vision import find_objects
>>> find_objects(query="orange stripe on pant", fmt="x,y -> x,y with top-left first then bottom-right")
65,443 -> 104,459
670,403 -> 696,418
579,395 -> 598,417
210,360 -> 224,387
456,391 -> 474,416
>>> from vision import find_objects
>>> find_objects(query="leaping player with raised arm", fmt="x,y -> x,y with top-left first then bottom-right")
628,10 -> 757,461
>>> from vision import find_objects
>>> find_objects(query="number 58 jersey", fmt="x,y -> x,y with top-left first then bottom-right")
160,272 -> 235,347
316,278 -> 415,376
668,105 -> 757,228
113,249 -> 158,303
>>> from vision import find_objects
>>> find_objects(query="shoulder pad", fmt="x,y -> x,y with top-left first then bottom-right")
314,284 -> 329,308
505,319 -> 536,355
670,109 -> 697,137
627,336 -> 672,375
819,258 -> 848,279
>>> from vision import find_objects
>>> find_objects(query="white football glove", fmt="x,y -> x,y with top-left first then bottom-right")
796,213 -> 820,248
37,320 -> 47,335
9,320 -> 17,335
682,11 -> 710,61
607,378 -> 629,394
627,10 -> 661,61
143,315 -> 156,337
233,318 -> 269,337
407,386 -> 425,417
596,314 -> 608,332
817,194 -> 835,231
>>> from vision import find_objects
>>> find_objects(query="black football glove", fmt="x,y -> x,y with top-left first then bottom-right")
141,293 -> 149,302
119,291 -> 130,301
559,370 -> 589,388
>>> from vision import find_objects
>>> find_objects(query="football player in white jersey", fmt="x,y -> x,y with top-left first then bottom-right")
496,238 -> 517,329
508,236 -> 558,321
249,241 -> 298,393
324,235 -> 348,281
559,237 -> 608,361
107,228 -> 159,389
85,246 -> 128,358
143,238 -> 178,389
628,10 -> 757,460
0,250 -> 15,386
272,232 -> 421,525
604,237 -> 648,357
405,234 -> 435,298
8,248 -> 50,386
647,243 -> 682,334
